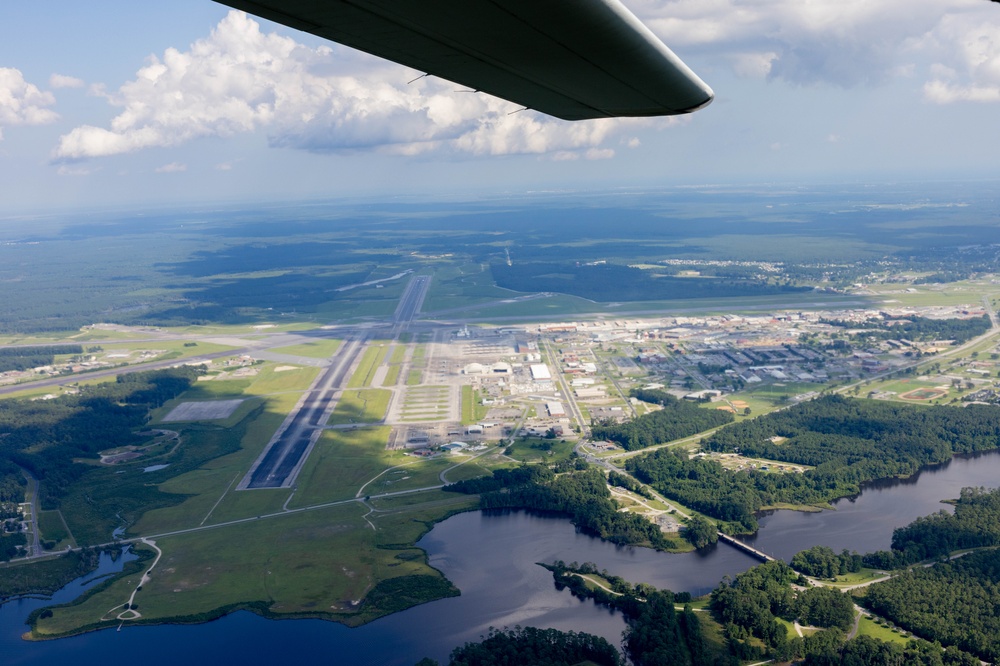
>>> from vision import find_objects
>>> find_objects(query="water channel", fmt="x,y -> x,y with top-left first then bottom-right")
3,450 -> 1000,665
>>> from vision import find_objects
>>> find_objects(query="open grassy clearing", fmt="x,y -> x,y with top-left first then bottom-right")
347,344 -> 389,388
461,386 -> 489,425
38,509 -> 74,549
856,615 -> 910,645
504,438 -> 575,464
99,339 -> 237,360
328,389 -> 391,425
389,345 -> 407,364
267,338 -> 341,359
131,391 -> 305,535
288,427 -> 400,507
245,364 -> 321,395
33,499 -> 466,636
381,365 -> 401,386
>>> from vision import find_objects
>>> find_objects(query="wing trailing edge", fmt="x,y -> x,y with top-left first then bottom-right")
213,0 -> 713,120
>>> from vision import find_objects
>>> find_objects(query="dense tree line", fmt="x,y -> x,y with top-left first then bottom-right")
800,633 -> 979,666
0,531 -> 27,561
592,390 -> 733,451
791,545 -> 864,579
491,262 -> 809,303
821,315 -> 990,344
0,547 -> 104,597
0,345 -> 84,373
0,367 -> 201,510
709,561 -> 979,665
426,625 -> 623,666
626,396 -> 1000,532
545,561 -> 725,666
862,548 -> 1000,661
684,515 -> 719,549
710,561 -> 800,658
446,467 -> 678,549
607,470 -> 652,498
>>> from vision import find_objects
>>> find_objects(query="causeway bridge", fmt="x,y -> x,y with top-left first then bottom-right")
717,532 -> 776,563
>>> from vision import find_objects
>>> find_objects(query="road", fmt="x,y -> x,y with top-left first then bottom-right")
0,349 -> 247,397
540,338 -> 587,435
22,469 -> 41,558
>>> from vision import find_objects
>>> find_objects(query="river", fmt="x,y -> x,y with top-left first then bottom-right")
3,450 -> 1000,664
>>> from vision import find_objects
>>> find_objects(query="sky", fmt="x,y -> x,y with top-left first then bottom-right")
2,0 -> 1000,212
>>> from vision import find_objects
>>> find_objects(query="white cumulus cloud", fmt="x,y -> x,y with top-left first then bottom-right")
633,0 -> 1000,93
154,162 -> 187,173
921,11 -> 1000,103
0,68 -> 58,140
54,11 -> 647,162
49,73 -> 84,89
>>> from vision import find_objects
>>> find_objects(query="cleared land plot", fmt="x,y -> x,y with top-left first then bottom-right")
162,399 -> 245,422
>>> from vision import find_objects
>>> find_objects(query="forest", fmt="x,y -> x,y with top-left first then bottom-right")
0,345 -> 84,373
0,367 -> 200,511
591,389 -> 733,451
863,548 -> 1000,662
544,561 -> 723,666
790,545 -> 864,579
821,315 -> 990,344
624,396 -> 1000,532
445,466 -> 678,550
425,626 -> 623,666
710,561 -> 980,665
491,262 -> 810,303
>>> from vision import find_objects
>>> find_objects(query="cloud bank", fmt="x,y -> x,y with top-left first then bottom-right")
52,2 -> 1000,161
53,11 -> 636,162
0,68 -> 58,140
636,0 -> 1000,100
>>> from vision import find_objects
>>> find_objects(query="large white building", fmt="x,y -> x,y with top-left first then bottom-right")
530,364 -> 552,381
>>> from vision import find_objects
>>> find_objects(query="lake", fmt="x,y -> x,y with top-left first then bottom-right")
4,450 -> 1000,664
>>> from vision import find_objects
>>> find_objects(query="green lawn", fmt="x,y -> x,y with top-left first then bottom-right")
268,338 -> 342,359
289,427 -> 398,506
857,615 -> 910,645
328,389 -> 391,425
33,499 -> 466,636
347,344 -> 389,388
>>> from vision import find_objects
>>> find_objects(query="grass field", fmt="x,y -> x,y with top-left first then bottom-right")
328,389 -> 391,425
347,344 -> 389,388
268,338 -> 342,359
37,510 -> 74,549
289,427 -> 397,506
857,615 -> 910,645
33,494 -> 474,636
460,386 -> 488,425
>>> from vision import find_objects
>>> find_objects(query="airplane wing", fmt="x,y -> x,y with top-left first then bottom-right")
212,0 -> 713,121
